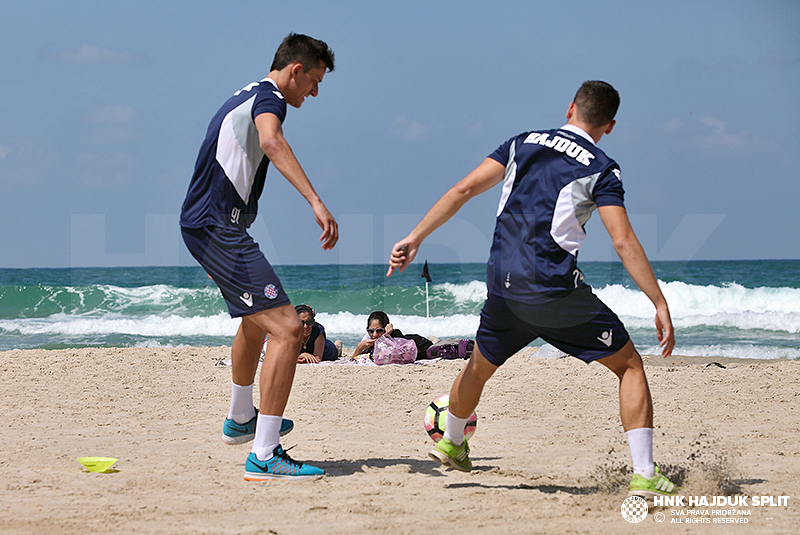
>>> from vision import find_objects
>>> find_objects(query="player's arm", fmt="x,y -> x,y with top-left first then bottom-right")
387,157 -> 505,276
598,205 -> 675,356
255,112 -> 338,250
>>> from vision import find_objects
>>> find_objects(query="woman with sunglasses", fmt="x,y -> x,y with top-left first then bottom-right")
351,311 -> 433,360
295,305 -> 341,363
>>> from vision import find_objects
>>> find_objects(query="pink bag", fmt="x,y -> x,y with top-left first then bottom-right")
373,335 -> 417,365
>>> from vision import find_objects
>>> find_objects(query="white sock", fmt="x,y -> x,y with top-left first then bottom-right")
251,414 -> 282,461
228,382 -> 256,423
443,412 -> 469,446
626,427 -> 655,479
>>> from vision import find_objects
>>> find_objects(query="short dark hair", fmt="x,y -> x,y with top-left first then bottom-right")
573,81 -> 619,127
271,33 -> 335,73
367,311 -> 390,328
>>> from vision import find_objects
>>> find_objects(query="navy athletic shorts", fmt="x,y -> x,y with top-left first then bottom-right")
181,226 -> 291,318
476,286 -> 630,366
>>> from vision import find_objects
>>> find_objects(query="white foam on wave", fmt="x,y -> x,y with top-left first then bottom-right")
596,281 -> 800,333
437,280 -> 487,305
0,312 -> 239,337
622,311 -> 800,333
317,312 -> 479,341
668,344 -> 800,360
607,280 -> 800,315
30,284 -> 222,316
95,284 -> 221,312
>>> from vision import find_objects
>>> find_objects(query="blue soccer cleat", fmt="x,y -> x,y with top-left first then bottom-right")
244,446 -> 324,481
222,412 -> 294,445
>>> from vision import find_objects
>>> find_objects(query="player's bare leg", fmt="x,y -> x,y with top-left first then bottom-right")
240,305 -> 303,416
598,340 -> 652,431
223,305 -> 301,446
238,305 -> 324,480
230,319 -> 265,388
430,346 -> 498,472
448,345 -> 498,420
599,340 -> 677,495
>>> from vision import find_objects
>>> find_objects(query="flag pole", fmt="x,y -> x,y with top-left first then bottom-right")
425,281 -> 430,318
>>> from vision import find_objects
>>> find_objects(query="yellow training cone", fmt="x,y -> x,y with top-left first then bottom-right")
76,457 -> 118,473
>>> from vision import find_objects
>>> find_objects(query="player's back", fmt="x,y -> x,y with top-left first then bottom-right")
486,126 -> 623,303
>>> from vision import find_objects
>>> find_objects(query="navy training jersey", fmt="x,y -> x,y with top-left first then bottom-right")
180,78 -> 288,230
486,124 -> 625,304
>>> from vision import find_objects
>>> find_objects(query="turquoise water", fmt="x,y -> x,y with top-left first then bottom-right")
1,261 -> 799,359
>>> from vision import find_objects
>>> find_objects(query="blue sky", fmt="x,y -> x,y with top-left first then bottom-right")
1,1 -> 798,268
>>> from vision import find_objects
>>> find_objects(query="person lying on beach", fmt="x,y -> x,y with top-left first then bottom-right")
350,311 -> 433,361
295,304 -> 342,363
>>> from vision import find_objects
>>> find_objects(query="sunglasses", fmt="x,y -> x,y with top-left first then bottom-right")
301,319 -> 315,326
367,328 -> 386,335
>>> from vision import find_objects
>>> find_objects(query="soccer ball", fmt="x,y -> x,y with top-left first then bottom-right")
424,393 -> 477,443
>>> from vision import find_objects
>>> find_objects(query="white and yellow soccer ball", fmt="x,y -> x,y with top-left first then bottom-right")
424,393 -> 477,443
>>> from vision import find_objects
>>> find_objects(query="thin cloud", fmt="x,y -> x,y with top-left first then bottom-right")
87,105 -> 136,125
660,117 -> 683,134
77,151 -> 136,187
84,105 -> 139,145
698,116 -> 727,135
675,51 -> 799,79
47,43 -> 144,65
0,139 -> 58,187
391,115 -> 426,142
695,115 -> 769,153
665,115 -> 772,155
467,121 -> 484,137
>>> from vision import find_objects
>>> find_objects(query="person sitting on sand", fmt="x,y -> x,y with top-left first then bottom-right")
295,304 -> 341,363
351,310 -> 433,360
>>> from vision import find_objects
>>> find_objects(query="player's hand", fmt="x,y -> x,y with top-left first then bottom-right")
313,203 -> 338,250
386,239 -> 418,277
654,305 -> 675,357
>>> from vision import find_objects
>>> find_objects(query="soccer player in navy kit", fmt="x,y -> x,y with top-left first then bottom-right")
181,34 -> 336,480
388,81 -> 679,497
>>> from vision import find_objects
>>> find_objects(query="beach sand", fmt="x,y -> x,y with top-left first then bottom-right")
1,346 -> 798,534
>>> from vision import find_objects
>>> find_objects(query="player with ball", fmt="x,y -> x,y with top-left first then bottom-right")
388,81 -> 679,498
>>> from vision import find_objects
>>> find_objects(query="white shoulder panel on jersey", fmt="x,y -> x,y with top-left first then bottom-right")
496,139 -> 517,217
216,95 -> 262,204
550,173 -> 600,256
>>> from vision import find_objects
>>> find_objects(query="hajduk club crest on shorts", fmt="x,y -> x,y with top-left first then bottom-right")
264,284 -> 278,299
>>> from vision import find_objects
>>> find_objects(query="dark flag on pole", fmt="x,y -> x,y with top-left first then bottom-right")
421,261 -> 432,283
421,261 -> 432,317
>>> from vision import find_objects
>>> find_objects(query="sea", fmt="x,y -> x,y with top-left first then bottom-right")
1,261 -> 799,360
